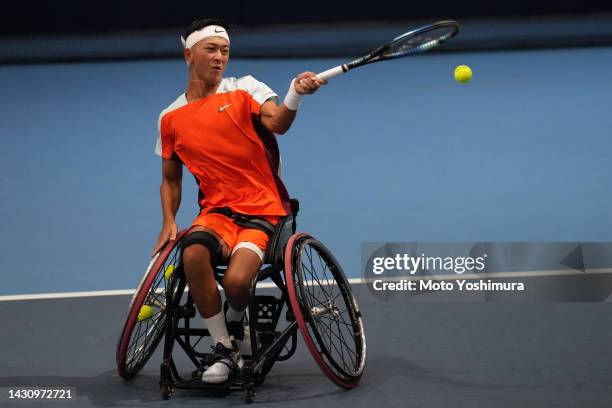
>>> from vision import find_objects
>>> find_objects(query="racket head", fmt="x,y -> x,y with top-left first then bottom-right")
348,20 -> 460,69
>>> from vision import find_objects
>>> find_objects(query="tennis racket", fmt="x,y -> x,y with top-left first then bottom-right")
314,20 -> 459,81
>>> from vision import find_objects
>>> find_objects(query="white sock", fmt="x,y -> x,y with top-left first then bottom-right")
203,311 -> 232,349
226,305 -> 245,322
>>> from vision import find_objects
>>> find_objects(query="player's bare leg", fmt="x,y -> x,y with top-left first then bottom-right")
222,248 -> 262,357
182,226 -> 247,383
181,226 -> 230,319
223,248 -> 262,311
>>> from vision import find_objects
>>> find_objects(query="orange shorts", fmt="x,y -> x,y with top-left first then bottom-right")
191,211 -> 279,260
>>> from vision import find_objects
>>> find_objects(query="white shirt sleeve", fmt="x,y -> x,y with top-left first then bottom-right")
155,94 -> 187,157
154,113 -> 163,157
236,75 -> 278,105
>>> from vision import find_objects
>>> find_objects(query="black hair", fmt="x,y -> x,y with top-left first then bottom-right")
183,18 -> 232,40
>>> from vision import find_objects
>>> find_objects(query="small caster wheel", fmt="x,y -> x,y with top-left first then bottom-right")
160,384 -> 173,400
243,384 -> 256,404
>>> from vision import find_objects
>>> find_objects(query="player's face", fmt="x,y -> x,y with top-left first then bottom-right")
190,37 -> 230,83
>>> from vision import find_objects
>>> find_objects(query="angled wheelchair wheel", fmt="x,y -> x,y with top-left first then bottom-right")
285,233 -> 366,389
116,229 -> 189,380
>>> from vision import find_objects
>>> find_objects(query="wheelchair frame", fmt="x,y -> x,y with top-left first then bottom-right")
117,199 -> 366,403
159,259 -> 300,402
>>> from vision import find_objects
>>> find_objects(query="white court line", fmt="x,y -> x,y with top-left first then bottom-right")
0,280 -> 360,302
2,269 -> 611,302
0,289 -> 137,302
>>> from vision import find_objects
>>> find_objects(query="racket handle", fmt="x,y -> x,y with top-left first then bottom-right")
316,65 -> 347,81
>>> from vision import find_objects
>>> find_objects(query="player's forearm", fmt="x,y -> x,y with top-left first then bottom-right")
160,180 -> 181,224
268,104 -> 297,135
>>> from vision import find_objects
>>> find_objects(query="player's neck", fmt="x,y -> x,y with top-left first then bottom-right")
186,78 -> 220,102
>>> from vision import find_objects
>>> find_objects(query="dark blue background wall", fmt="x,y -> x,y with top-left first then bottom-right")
2,0 -> 611,36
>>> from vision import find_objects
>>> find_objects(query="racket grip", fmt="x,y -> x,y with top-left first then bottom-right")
316,65 -> 346,81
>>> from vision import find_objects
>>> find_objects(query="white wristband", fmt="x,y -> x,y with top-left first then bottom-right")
283,79 -> 303,111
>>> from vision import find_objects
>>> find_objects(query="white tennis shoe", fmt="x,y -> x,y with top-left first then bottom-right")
202,342 -> 244,384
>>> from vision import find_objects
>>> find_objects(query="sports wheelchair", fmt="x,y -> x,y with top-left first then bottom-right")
116,199 -> 366,403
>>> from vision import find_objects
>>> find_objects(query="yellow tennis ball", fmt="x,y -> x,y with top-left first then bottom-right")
454,65 -> 472,84
137,305 -> 154,322
164,264 -> 175,281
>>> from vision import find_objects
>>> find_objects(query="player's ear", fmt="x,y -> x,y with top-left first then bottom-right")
184,48 -> 193,65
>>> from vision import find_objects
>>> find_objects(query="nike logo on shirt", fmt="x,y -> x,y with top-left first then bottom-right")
219,104 -> 232,112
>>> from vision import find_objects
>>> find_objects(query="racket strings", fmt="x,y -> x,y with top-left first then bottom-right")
382,26 -> 458,59
325,20 -> 459,76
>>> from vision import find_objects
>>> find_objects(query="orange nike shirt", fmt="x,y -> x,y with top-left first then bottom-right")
159,89 -> 290,216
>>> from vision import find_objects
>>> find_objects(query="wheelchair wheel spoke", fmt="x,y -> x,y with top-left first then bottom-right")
314,317 -> 351,374
321,314 -> 336,357
301,269 -> 334,313
336,308 -> 355,328
336,306 -> 353,329
310,314 -> 333,356
302,261 -> 326,301
327,321 -> 347,371
301,273 -> 330,305
310,245 -> 337,300
307,294 -> 354,373
302,268 -> 334,310
127,322 -> 144,361
303,247 -> 334,300
333,318 -> 358,370
127,313 -> 164,370
315,246 -> 337,300
302,279 -> 328,312
127,323 -> 148,368
319,315 -> 356,362
319,318 -> 343,367
130,309 -> 162,346
136,320 -> 162,364
321,314 -> 352,329
130,319 -> 150,351
126,296 -> 166,369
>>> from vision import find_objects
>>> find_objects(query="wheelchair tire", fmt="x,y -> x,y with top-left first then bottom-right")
284,233 -> 366,389
116,229 -> 189,380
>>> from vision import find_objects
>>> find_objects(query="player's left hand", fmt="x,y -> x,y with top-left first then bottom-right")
294,72 -> 327,95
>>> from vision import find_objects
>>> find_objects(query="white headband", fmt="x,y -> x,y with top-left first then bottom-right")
181,25 -> 230,49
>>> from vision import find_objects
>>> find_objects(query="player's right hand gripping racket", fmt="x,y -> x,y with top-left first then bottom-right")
315,20 -> 460,81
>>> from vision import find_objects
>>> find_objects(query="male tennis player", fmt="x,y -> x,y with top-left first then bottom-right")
152,18 -> 326,384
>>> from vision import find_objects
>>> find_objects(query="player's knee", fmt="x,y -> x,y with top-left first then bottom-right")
223,274 -> 252,299
182,245 -> 211,271
182,230 -> 222,271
